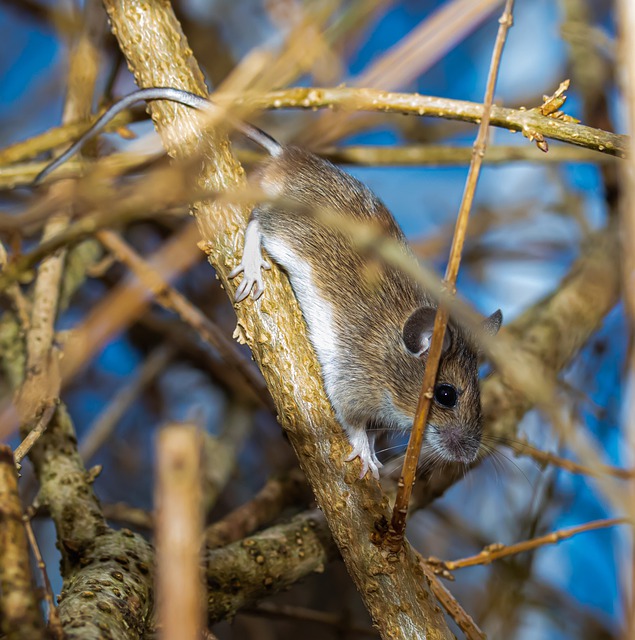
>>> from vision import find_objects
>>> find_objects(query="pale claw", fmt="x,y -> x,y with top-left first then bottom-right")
345,432 -> 382,480
229,258 -> 271,302
228,219 -> 271,302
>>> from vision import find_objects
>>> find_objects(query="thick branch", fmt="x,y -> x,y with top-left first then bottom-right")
102,1 -> 452,637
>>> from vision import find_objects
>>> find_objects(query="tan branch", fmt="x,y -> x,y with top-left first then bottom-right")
0,446 -> 47,640
426,517 -> 627,571
101,1 -> 453,637
155,424 -> 205,640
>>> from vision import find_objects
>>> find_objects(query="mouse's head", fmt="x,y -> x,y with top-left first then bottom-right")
401,306 -> 502,466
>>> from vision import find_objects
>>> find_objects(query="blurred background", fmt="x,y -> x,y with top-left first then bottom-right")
0,0 -> 626,638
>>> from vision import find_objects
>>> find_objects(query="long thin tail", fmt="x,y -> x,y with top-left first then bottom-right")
33,87 -> 283,185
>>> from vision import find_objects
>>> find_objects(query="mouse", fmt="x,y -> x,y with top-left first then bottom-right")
34,87 -> 503,480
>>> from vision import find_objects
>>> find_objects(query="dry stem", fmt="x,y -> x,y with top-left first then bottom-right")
427,517 -> 627,572
388,0 -> 515,548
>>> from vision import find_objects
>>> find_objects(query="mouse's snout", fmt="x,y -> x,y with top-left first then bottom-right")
427,423 -> 480,464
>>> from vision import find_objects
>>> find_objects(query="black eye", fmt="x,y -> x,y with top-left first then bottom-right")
434,384 -> 458,409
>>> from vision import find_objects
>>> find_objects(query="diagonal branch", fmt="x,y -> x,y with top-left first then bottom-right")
101,0 -> 452,637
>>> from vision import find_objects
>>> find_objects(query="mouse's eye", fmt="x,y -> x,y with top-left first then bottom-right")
434,384 -> 458,409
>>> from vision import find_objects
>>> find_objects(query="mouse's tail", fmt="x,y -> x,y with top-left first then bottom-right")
33,87 -> 283,185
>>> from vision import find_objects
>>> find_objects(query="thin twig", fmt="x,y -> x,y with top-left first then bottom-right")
388,0 -> 516,549
426,517 -> 628,572
23,508 -> 63,640
13,403 -> 57,464
419,559 -> 486,640
234,86 -> 626,157
0,446 -> 47,639
501,438 -> 634,480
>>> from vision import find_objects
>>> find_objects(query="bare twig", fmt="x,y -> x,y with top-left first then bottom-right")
426,517 -> 628,572
13,402 -> 57,464
419,560 -> 486,640
388,0 -> 516,549
500,438 -> 634,480
15,0 -> 106,440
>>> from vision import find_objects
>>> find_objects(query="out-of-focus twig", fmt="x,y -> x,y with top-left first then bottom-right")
22,508 -> 63,640
96,229 -> 273,411
0,221 -> 202,441
300,0 -> 504,148
205,468 -> 310,549
156,424 -> 205,640
79,343 -> 175,462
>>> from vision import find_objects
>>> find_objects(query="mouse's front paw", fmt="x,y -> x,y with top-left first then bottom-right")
345,431 -> 382,480
229,256 -> 271,302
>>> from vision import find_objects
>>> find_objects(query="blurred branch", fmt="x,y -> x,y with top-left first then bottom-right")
14,0 -> 106,440
299,0 -> 504,147
79,343 -> 175,462
155,424 -> 205,640
0,445 -> 47,640
95,229 -> 273,411
205,468 -> 311,549
22,509 -> 63,639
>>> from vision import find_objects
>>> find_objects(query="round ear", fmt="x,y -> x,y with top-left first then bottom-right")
483,309 -> 503,336
403,307 -> 452,357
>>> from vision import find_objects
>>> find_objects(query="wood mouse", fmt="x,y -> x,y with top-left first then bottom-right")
34,87 -> 503,480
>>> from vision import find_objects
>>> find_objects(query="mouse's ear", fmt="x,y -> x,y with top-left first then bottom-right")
403,307 -> 452,357
483,309 -> 503,336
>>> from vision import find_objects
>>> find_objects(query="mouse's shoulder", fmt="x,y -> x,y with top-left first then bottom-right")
256,146 -> 402,235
